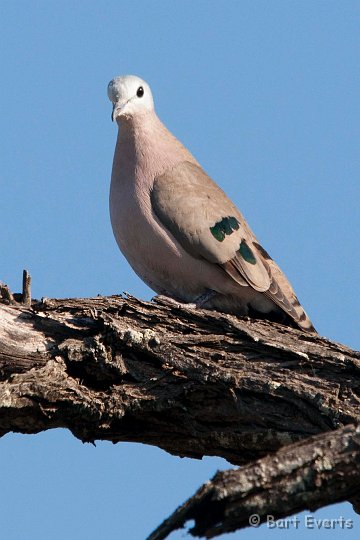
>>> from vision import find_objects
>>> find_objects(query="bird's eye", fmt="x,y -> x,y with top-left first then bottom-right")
137,86 -> 144,98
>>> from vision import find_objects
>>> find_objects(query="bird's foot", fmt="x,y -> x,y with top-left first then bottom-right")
193,289 -> 217,307
152,289 -> 217,310
152,295 -> 197,309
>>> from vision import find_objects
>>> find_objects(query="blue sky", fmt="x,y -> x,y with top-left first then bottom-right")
0,1 -> 359,539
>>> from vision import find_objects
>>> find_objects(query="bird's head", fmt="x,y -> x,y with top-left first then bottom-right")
107,75 -> 154,122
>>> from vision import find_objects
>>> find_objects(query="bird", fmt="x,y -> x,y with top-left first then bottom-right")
107,74 -> 316,332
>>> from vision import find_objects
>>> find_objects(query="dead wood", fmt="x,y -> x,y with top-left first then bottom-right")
0,277 -> 359,538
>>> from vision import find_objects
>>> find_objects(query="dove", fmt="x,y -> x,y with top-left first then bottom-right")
107,74 -> 316,332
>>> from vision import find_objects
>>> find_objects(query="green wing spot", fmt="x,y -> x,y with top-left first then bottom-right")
210,216 -> 240,242
239,240 -> 257,264
228,217 -> 240,231
222,220 -> 231,235
210,223 -> 225,241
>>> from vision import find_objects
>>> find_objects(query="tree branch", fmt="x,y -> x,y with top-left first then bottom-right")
147,423 -> 360,539
0,282 -> 359,538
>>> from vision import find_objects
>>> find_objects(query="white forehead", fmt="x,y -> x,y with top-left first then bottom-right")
107,74 -> 151,103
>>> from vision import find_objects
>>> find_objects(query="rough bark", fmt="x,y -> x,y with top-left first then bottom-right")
147,423 -> 360,539
0,285 -> 359,538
